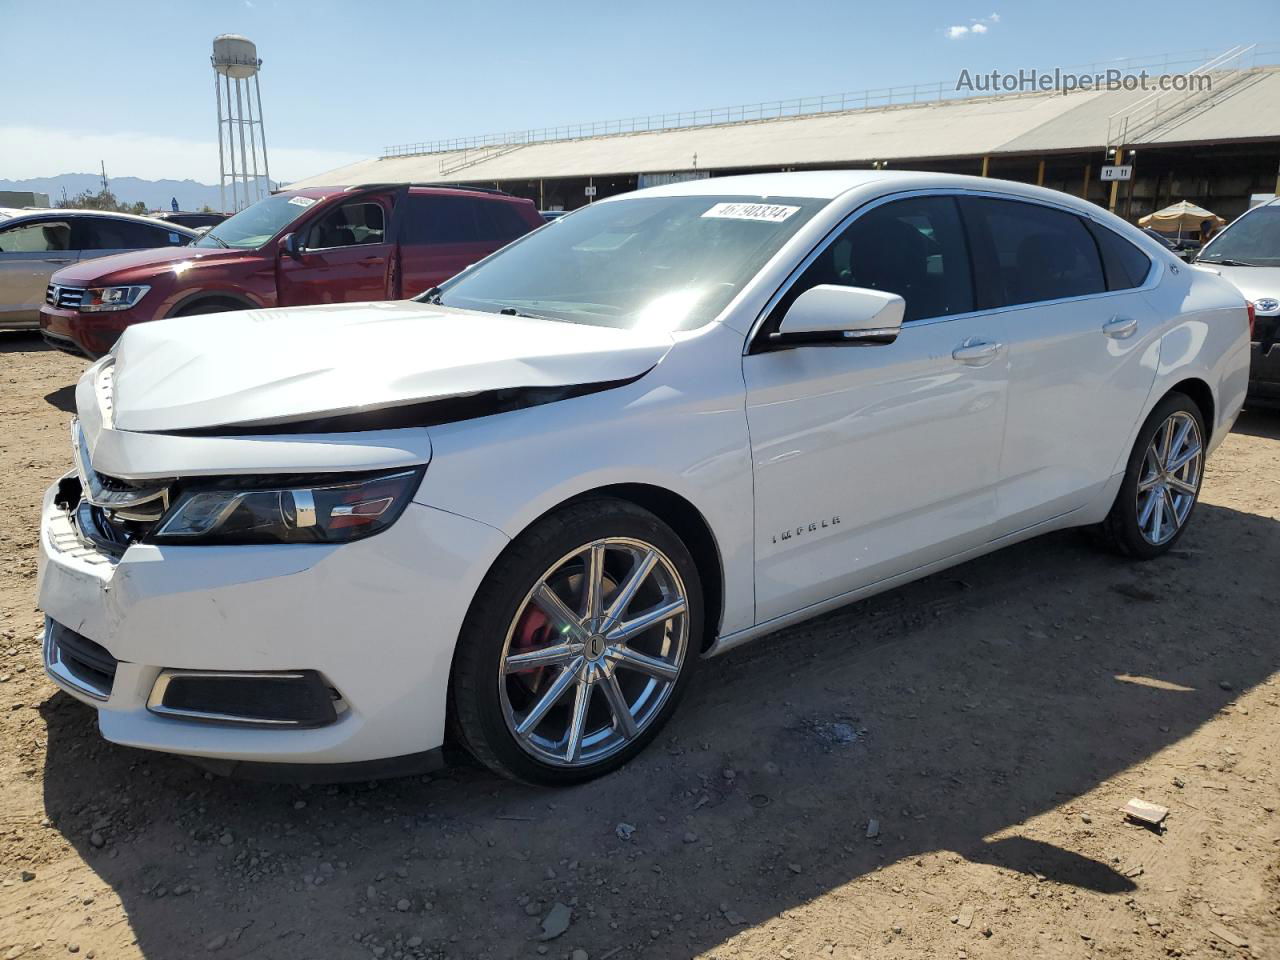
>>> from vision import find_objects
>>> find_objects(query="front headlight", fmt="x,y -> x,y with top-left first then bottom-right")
151,468 -> 424,545
80,285 -> 150,313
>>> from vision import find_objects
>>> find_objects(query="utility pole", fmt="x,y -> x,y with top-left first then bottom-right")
99,161 -> 110,194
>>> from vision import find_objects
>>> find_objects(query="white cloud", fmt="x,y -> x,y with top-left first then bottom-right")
946,12 -> 999,38
0,125 -> 367,185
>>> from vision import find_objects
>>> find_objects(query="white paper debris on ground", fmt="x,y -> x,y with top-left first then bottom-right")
1122,798 -> 1169,827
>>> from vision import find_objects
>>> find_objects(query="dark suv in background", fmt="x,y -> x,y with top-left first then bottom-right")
40,184 -> 543,356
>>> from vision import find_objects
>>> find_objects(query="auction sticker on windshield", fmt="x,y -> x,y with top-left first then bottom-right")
288,196 -> 316,207
702,202 -> 800,223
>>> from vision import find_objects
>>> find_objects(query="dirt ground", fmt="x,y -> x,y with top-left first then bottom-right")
0,330 -> 1276,960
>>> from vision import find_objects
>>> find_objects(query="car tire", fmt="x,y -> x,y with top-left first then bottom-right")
450,498 -> 703,785
1099,391 -> 1207,559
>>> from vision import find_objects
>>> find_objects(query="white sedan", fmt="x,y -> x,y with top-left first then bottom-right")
38,171 -> 1251,784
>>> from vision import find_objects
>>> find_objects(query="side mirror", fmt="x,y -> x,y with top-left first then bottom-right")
771,284 -> 905,346
281,232 -> 302,259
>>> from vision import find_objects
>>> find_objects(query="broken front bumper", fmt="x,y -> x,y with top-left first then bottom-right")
36,476 -> 509,767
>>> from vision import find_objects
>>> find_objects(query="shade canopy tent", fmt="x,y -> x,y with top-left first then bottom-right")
1139,201 -> 1227,238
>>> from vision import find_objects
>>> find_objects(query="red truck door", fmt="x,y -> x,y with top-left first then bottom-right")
276,194 -> 399,305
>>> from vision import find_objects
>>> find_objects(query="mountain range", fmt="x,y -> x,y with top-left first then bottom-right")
0,174 -> 275,212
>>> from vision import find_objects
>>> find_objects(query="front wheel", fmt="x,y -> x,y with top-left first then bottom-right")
450,499 -> 702,785
1100,392 -> 1206,559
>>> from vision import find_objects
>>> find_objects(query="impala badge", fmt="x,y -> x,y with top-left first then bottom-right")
771,516 -> 840,545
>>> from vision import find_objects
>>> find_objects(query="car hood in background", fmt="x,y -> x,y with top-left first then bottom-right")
1202,264 -> 1280,314
109,300 -> 674,433
50,244 -> 245,284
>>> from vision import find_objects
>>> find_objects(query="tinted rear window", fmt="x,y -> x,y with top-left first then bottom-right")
1087,221 -> 1152,290
961,197 -> 1105,307
79,219 -> 180,250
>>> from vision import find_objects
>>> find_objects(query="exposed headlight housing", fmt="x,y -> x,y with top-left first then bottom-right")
79,285 -> 150,313
151,468 -> 424,545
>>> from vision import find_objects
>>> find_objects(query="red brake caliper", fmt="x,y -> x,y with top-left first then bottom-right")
511,607 -> 552,692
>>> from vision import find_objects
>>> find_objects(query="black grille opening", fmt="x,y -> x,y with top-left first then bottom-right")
153,671 -> 339,728
56,629 -> 119,694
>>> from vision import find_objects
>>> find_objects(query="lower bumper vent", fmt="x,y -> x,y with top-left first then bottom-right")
148,670 -> 339,728
44,620 -> 118,701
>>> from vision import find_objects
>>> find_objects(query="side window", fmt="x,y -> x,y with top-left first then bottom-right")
960,198 -> 1105,307
0,220 -> 71,252
475,201 -> 533,244
304,202 -> 386,249
78,219 -> 172,250
402,195 -> 481,245
1086,221 -> 1152,290
773,194 -> 974,326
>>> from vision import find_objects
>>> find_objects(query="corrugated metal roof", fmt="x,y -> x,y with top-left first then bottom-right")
289,67 -> 1280,189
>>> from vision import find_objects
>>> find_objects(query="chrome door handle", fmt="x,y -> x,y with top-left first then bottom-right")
45,258 -> 72,264
1103,316 -> 1138,339
952,338 -> 1002,365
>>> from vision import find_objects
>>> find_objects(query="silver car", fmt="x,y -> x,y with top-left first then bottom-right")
1195,197 -> 1280,400
0,211 -> 196,330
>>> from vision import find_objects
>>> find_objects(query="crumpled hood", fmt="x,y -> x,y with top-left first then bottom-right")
108,300 -> 674,433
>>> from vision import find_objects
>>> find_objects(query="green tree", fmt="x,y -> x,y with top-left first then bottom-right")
55,189 -> 151,215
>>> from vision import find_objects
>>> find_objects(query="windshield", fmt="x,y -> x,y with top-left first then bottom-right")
431,194 -> 827,331
1197,206 -> 1280,266
193,193 -> 319,249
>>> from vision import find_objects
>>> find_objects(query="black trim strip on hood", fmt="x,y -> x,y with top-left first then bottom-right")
157,372 -> 649,437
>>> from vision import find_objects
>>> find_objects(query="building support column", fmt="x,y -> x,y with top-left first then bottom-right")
1108,148 -> 1125,213
1081,163 -> 1092,200
980,155 -> 990,177
1036,159 -> 1045,186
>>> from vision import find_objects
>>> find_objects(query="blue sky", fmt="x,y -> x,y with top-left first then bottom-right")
1,0 -> 1277,183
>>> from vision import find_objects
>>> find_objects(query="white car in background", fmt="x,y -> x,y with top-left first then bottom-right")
38,171 -> 1250,785
1193,196 -> 1280,400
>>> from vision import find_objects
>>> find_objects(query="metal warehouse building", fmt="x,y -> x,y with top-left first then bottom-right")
291,45 -> 1280,224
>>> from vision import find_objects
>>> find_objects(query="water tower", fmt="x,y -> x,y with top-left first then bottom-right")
211,34 -> 271,213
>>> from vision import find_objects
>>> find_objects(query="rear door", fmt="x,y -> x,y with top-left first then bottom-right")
276,195 -> 396,306
958,196 -> 1161,535
399,193 -> 531,296
0,218 -> 79,326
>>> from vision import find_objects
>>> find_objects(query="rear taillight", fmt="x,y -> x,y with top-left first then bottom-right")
1247,301 -> 1257,338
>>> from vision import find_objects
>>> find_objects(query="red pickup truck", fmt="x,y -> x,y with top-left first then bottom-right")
40,184 -> 543,357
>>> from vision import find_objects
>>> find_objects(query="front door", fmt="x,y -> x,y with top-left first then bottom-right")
277,197 -> 395,306
0,218 -> 78,326
744,194 -> 1009,623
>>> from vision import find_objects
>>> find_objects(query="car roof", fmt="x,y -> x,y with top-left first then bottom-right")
0,209 -> 199,235
286,184 -> 523,202
618,169 -> 1124,221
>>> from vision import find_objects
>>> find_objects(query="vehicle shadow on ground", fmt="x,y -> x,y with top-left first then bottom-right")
37,498 -> 1280,959
0,331 -> 50,354
1234,406 -> 1280,441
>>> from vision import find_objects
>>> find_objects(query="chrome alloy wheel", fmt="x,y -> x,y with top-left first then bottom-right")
1136,410 -> 1203,545
498,538 -> 690,767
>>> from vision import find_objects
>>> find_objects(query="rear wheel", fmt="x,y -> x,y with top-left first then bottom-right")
1100,392 -> 1206,559
450,499 -> 702,785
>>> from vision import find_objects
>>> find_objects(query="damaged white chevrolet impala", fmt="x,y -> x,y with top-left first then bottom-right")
38,172 -> 1251,784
